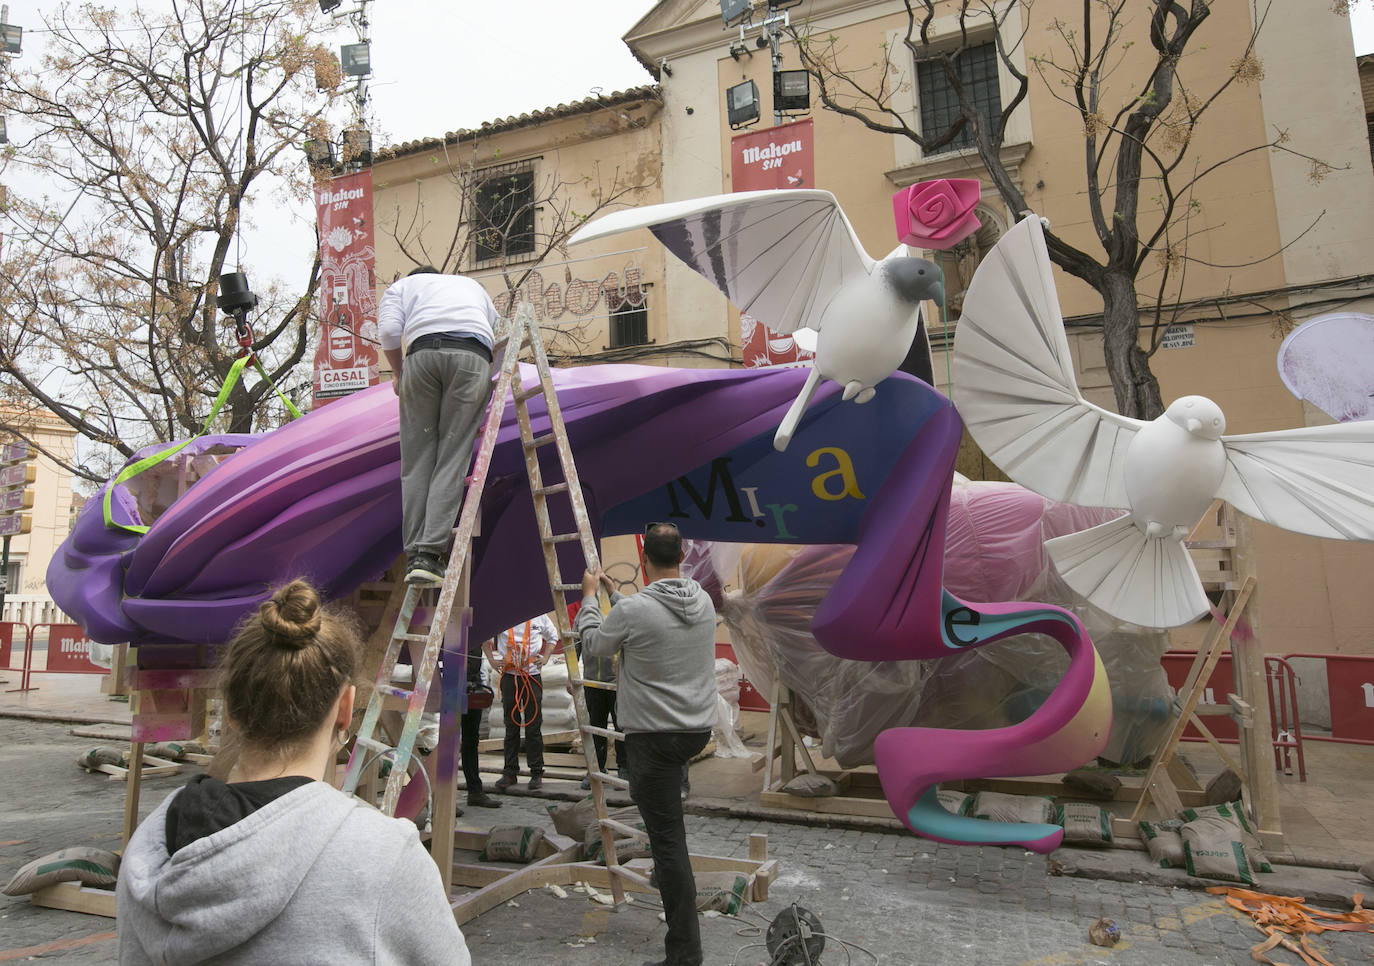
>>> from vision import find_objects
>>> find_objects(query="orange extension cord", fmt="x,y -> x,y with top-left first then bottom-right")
503,621 -> 543,728
1209,887 -> 1374,966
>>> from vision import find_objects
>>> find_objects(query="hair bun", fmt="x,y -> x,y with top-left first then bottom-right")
258,580 -> 324,649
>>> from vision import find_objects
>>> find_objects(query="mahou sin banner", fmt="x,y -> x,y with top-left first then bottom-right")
312,170 -> 380,406
731,119 -> 816,369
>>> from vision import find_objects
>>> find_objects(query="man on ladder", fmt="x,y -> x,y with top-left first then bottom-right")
575,522 -> 717,966
378,265 -> 497,587
485,614 -> 559,792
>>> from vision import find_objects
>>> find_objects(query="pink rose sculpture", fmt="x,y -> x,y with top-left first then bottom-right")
892,179 -> 981,250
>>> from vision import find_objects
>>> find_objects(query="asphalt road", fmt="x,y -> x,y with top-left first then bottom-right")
3,718 -> 1372,965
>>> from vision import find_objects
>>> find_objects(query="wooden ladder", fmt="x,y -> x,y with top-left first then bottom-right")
339,301 -> 637,902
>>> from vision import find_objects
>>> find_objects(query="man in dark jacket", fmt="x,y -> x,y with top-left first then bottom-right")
575,523 -> 716,966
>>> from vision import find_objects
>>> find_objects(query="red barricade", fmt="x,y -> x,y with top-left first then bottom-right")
1161,651 -> 1238,741
1283,653 -> 1374,746
715,642 -> 770,712
4,623 -> 34,692
1161,650 -> 1307,780
39,623 -> 105,674
0,621 -> 17,670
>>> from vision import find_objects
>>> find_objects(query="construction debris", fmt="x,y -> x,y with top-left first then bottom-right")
1208,887 -> 1374,966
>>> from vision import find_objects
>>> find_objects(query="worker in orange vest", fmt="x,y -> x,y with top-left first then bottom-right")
484,614 -> 559,791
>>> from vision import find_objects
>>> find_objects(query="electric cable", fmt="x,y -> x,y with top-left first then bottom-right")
503,621 -> 544,728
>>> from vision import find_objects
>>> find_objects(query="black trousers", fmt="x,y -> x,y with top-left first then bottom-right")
583,684 -> 624,773
461,706 -> 484,796
625,730 -> 711,966
500,673 -> 544,776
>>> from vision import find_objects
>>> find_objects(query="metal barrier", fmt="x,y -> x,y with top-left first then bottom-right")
1162,650 -> 1307,781
1281,652 -> 1374,746
7,623 -> 107,693
0,621 -> 17,669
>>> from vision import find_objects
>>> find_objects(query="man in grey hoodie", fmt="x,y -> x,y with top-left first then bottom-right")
575,522 -> 716,966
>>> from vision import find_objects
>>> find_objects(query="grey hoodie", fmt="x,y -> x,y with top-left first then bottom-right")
574,577 -> 717,734
117,781 -> 469,965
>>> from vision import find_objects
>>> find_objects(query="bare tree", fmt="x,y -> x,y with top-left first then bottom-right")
0,0 -> 340,483
791,0 -> 1346,419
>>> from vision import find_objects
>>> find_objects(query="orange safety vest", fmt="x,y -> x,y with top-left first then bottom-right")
501,620 -> 534,674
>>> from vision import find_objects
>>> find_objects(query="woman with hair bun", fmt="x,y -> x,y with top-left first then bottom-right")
117,579 -> 470,965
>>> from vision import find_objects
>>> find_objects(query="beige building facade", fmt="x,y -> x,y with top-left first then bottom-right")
370,1 -> 1374,661
1,410 -> 77,624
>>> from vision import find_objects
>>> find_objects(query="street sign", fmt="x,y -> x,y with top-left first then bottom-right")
0,463 -> 35,488
1,441 -> 29,463
0,489 -> 32,512
0,514 -> 31,537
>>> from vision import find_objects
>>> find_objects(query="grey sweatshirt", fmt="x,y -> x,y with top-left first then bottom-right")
117,781 -> 469,965
575,577 -> 717,734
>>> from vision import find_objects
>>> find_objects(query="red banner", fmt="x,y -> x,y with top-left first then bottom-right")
731,118 -> 814,192
44,623 -> 104,674
732,120 -> 816,369
311,170 -> 379,406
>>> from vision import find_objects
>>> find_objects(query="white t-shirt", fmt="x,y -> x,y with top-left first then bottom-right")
491,615 -> 560,675
376,272 -> 497,353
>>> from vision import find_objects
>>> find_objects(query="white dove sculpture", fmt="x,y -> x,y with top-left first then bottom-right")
568,189 -> 944,451
952,214 -> 1374,628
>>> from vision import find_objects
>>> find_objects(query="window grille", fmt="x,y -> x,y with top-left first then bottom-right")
472,164 -> 536,264
917,42 -> 1003,155
608,295 -> 648,348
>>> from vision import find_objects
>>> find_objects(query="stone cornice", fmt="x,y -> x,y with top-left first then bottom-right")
885,139 -> 1031,189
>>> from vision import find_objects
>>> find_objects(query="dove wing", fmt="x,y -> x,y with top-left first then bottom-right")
569,189 -> 873,336
1217,423 -> 1374,540
952,215 -> 1140,508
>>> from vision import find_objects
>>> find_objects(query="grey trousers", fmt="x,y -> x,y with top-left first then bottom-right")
398,346 -> 492,559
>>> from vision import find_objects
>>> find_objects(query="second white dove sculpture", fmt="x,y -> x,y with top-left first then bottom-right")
952,214 -> 1374,628
568,189 -> 944,451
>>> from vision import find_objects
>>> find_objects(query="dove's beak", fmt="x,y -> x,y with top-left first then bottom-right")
1185,417 -> 1202,433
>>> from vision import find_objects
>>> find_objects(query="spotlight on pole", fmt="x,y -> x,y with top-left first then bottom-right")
726,79 -> 760,130
720,0 -> 751,28
773,69 -> 810,113
340,41 -> 371,78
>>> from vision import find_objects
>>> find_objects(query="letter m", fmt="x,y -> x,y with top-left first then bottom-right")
669,457 -> 750,523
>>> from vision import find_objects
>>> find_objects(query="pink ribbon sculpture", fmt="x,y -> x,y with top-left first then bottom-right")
892,178 -> 981,250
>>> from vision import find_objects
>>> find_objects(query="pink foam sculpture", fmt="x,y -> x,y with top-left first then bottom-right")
892,179 -> 981,250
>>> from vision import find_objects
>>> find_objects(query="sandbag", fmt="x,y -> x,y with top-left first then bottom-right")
1139,819 -> 1186,869
479,825 -> 545,863
936,789 -> 972,816
3,848 -> 120,896
969,791 -> 1056,825
1181,815 -> 1254,885
77,747 -> 125,770
780,773 -> 837,797
1057,803 -> 1112,845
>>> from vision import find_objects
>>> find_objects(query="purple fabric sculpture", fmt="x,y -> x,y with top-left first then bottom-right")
50,363 -> 1109,850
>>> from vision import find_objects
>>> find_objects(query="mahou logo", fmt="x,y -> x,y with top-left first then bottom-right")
740,139 -> 803,168
315,186 -> 365,205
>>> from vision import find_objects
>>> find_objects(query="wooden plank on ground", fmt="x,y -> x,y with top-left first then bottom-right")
29,881 -> 116,917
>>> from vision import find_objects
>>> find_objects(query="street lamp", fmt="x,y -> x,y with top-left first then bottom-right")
726,79 -> 760,130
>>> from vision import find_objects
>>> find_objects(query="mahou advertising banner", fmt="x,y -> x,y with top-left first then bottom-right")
311,170 -> 379,406
731,119 -> 816,369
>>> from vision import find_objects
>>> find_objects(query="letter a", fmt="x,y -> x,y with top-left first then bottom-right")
806,447 -> 865,501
